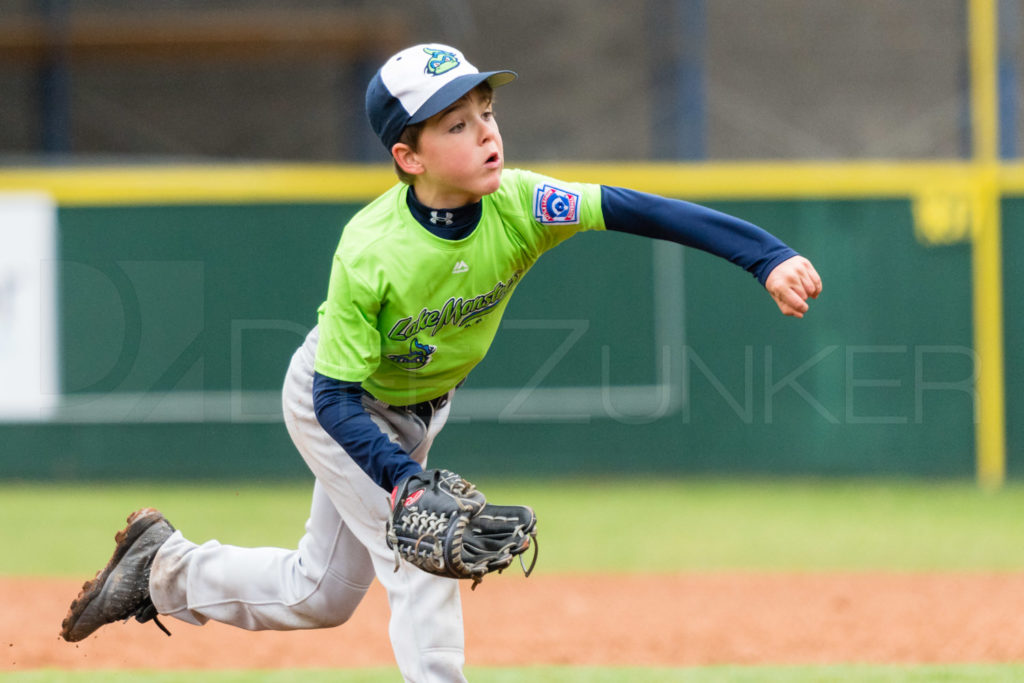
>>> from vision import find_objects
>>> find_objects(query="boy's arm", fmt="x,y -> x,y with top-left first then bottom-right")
601,185 -> 821,315
313,251 -> 424,490
312,372 -> 422,491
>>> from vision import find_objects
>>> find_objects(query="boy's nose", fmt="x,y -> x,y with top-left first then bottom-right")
479,119 -> 497,142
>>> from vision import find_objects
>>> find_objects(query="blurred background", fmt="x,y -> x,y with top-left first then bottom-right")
0,0 -> 1002,162
0,0 -> 1021,486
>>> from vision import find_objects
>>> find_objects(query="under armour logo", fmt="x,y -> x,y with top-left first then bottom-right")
430,210 -> 454,226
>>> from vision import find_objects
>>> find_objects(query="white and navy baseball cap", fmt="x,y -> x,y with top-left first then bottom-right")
366,44 -> 517,149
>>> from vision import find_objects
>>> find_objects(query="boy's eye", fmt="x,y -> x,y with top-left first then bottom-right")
449,122 -> 465,133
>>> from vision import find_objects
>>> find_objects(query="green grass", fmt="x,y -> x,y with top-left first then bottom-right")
516,477 -> 1024,572
6,664 -> 1024,682
7,478 -> 1024,680
3,477 -> 1024,576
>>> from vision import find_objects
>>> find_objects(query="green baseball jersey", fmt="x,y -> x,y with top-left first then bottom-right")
314,168 -> 605,406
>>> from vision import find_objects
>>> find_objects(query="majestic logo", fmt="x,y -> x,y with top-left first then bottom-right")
423,47 -> 460,76
388,272 -> 522,342
452,260 -> 470,274
386,337 -> 437,371
533,183 -> 580,224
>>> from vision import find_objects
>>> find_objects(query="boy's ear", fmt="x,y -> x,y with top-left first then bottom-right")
392,143 -> 424,177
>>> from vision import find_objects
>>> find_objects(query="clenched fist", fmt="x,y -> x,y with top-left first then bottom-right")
764,255 -> 822,318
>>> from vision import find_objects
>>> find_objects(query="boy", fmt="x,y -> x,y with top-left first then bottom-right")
60,44 -> 821,681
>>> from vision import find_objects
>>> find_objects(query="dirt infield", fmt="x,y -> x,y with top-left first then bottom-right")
5,572 -> 1024,671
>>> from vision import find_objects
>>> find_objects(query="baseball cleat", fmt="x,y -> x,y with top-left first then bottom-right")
60,508 -> 176,642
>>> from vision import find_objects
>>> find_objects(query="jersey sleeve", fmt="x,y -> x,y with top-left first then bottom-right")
495,169 -> 606,257
314,251 -> 383,382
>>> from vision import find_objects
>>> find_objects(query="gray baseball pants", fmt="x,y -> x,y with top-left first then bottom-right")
148,326 -> 466,682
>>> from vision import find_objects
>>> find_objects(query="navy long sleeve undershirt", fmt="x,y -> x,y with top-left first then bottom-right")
315,185 -> 798,491
312,372 -> 422,492
600,186 -> 797,285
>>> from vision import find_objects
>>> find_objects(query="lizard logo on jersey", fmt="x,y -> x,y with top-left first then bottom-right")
423,47 -> 460,76
387,272 -> 522,342
533,183 -> 580,225
386,337 -> 437,371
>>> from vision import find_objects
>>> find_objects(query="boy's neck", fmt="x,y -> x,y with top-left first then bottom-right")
409,182 -> 481,210
406,187 -> 481,241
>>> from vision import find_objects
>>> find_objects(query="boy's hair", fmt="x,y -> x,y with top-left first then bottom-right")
392,83 -> 494,186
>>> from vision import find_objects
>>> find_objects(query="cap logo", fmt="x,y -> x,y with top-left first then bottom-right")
423,47 -> 460,76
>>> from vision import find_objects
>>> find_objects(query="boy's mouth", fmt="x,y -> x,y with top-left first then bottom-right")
485,153 -> 501,166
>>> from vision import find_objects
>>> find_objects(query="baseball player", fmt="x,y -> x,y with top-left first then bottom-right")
60,44 -> 822,681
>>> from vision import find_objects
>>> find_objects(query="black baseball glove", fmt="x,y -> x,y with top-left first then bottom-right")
386,468 -> 538,588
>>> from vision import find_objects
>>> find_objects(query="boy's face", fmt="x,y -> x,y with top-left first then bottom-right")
398,88 -> 504,208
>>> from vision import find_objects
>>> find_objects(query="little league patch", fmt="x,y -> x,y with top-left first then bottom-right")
534,183 -> 580,224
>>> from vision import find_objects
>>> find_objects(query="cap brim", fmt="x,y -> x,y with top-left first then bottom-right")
408,70 -> 518,125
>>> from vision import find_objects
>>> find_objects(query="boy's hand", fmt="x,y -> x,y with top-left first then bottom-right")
764,255 -> 822,318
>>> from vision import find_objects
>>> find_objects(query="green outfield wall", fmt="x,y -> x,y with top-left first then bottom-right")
1002,198 -> 1024,479
1,191 -> 1003,481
